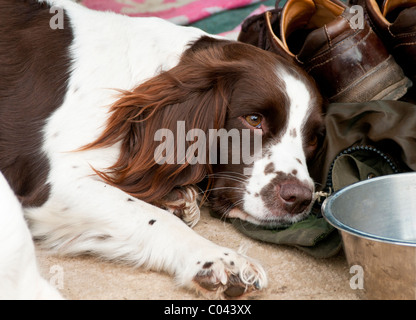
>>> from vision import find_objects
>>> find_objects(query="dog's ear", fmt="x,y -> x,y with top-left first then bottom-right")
82,39 -> 243,203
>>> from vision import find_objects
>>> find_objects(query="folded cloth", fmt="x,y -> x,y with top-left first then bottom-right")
230,215 -> 342,259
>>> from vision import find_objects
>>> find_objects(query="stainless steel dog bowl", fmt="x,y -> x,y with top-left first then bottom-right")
322,172 -> 416,300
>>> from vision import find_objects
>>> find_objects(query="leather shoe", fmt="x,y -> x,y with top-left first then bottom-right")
349,0 -> 416,81
238,0 -> 412,102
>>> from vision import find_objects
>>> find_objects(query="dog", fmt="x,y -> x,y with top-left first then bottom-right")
0,0 -> 323,299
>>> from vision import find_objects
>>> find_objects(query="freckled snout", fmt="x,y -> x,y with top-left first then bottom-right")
278,182 -> 312,215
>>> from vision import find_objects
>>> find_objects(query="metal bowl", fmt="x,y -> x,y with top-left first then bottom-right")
322,172 -> 416,300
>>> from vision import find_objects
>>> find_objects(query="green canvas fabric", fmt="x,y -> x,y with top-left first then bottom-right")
230,215 -> 341,258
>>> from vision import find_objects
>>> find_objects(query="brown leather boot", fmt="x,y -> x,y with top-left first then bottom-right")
349,0 -> 416,82
238,0 -> 412,102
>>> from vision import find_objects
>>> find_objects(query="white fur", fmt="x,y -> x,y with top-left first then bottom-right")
16,0 -> 267,298
0,173 -> 63,300
242,71 -> 314,225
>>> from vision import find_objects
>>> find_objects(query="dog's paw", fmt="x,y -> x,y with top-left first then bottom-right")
180,248 -> 267,299
154,186 -> 200,228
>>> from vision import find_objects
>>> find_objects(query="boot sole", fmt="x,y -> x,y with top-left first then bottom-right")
329,55 -> 412,103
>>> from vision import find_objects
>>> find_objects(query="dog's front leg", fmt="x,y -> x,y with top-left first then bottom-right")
26,178 -> 267,299
0,173 -> 63,299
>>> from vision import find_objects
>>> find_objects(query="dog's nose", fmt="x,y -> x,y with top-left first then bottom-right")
279,183 -> 312,214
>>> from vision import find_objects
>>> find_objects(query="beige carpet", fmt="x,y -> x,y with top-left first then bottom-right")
35,207 -> 360,300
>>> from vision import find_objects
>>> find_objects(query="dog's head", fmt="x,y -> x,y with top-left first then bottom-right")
202,39 -> 324,226
85,36 -> 323,227
208,66 -> 323,226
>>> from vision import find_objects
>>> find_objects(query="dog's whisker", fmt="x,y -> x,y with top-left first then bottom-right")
206,177 -> 248,185
220,200 -> 244,222
206,173 -> 248,182
210,171 -> 249,178
199,187 -> 246,195
206,172 -> 247,179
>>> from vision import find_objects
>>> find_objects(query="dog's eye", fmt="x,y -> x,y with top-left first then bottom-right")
244,114 -> 263,128
308,135 -> 318,148
305,134 -> 320,159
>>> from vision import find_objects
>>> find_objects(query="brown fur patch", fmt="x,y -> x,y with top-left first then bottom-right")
0,0 -> 73,207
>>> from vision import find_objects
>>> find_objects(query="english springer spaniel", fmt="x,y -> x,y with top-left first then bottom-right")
0,0 -> 323,299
